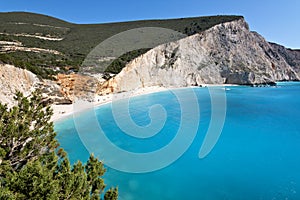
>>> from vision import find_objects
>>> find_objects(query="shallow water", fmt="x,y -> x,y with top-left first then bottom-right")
55,82 -> 300,200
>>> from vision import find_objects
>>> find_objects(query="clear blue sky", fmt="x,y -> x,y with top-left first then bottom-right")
1,0 -> 300,48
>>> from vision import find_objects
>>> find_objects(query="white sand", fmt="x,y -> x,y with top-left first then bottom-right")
51,84 -> 238,122
51,86 -> 167,122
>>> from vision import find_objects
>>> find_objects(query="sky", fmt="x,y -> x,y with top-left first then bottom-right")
1,0 -> 300,49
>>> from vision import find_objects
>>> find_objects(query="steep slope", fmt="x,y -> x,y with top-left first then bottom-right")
0,64 -> 73,106
0,64 -> 39,106
99,18 -> 299,94
1,13 -> 300,105
0,12 -> 242,77
269,42 -> 300,77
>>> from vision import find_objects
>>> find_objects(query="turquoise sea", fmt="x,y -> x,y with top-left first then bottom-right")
55,82 -> 300,200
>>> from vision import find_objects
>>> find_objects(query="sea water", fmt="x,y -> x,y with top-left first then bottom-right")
54,82 -> 300,200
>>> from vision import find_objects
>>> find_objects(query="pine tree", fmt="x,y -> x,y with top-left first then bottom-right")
0,91 -> 57,171
0,91 -> 118,199
104,188 -> 118,200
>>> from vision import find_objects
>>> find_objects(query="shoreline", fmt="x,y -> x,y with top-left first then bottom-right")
51,86 -> 168,122
51,84 -> 238,122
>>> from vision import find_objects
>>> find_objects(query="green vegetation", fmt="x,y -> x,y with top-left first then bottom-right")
0,12 -> 243,77
105,48 -> 150,75
0,52 -> 67,79
0,91 -> 118,199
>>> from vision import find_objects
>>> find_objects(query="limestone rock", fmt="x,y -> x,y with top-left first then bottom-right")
269,42 -> 300,77
0,64 -> 39,107
56,73 -> 99,102
0,64 -> 73,106
99,18 -> 299,94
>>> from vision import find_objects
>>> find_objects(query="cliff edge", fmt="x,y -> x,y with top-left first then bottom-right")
99,18 -> 299,94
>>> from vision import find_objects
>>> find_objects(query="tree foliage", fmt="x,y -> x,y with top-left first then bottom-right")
0,92 -> 118,200
0,91 -> 57,171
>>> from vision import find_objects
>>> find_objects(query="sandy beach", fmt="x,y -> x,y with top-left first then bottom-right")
51,86 -> 168,122
51,84 -> 238,122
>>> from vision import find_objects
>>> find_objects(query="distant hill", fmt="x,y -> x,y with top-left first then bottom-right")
0,12 -> 242,78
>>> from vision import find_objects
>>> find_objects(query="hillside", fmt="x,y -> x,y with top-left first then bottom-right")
99,18 -> 299,94
269,42 -> 300,77
1,12 -> 300,107
0,12 -> 242,78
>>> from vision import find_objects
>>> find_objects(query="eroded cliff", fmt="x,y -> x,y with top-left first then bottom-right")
99,18 -> 299,94
0,64 -> 73,106
269,42 -> 300,77
0,64 -> 39,106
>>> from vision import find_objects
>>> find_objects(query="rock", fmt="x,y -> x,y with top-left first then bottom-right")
56,73 -> 99,102
0,64 -> 75,106
0,64 -> 39,107
269,42 -> 300,78
98,18 -> 299,94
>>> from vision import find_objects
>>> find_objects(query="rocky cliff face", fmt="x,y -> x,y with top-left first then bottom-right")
2,18 -> 300,104
99,18 -> 299,94
56,73 -> 100,102
0,64 -> 39,106
0,64 -> 72,106
269,42 -> 300,77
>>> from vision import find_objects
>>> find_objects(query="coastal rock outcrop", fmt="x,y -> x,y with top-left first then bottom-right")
269,42 -> 300,77
0,64 -> 39,106
56,73 -> 100,102
0,64 -> 72,106
99,18 -> 299,94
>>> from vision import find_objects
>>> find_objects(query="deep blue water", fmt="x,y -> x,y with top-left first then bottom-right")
55,82 -> 300,200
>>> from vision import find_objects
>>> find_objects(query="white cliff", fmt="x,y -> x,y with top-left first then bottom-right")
0,64 -> 73,106
99,18 -> 299,94
0,64 -> 39,106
